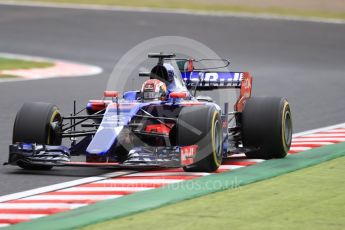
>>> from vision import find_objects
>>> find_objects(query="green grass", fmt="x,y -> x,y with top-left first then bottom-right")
0,57 -> 53,78
12,0 -> 345,20
82,156 -> 345,230
0,74 -> 18,78
0,57 -> 53,70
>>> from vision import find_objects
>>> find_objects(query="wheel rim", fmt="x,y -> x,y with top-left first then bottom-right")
214,119 -> 222,162
47,110 -> 62,145
284,110 -> 292,147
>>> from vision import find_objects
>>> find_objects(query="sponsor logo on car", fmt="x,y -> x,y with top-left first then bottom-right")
181,145 -> 198,165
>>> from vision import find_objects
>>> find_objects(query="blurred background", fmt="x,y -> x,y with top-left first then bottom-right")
8,0 -> 345,19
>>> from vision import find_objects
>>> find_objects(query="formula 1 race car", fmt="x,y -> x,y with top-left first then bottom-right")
6,53 -> 292,172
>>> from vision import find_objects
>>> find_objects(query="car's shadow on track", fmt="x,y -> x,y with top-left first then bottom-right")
1,166 -> 124,177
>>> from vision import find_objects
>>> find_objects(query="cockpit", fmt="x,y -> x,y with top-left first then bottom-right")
150,62 -> 188,93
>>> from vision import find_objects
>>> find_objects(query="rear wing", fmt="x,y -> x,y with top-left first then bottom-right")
181,71 -> 253,112
181,71 -> 244,89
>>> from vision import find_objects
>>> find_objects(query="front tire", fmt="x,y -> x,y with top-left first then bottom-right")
241,97 -> 292,159
13,102 -> 62,170
176,105 -> 223,172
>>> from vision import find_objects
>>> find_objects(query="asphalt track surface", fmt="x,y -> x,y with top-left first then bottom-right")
0,4 -> 344,196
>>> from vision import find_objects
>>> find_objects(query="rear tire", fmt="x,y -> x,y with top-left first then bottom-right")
241,97 -> 292,159
176,105 -> 223,172
13,102 -> 62,170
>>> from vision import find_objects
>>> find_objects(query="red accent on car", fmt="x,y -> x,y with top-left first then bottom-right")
170,91 -> 188,99
104,91 -> 119,98
88,100 -> 108,111
107,103 -> 139,109
187,59 -> 194,71
145,124 -> 171,135
181,145 -> 198,165
180,101 -> 204,106
234,72 -> 252,112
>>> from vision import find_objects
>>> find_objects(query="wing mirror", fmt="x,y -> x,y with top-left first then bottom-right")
170,92 -> 188,99
104,91 -> 119,102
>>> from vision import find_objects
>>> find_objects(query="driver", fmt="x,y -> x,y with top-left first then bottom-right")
141,79 -> 167,101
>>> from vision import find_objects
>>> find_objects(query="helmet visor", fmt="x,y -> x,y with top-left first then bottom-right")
143,91 -> 160,100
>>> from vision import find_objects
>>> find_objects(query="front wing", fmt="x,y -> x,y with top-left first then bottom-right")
6,143 -> 198,168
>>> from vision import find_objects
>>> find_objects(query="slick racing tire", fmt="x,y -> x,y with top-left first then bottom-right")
13,102 -> 62,170
176,105 -> 223,172
241,97 -> 292,159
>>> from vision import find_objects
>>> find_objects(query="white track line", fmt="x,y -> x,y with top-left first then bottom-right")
0,1 -> 344,25
320,129 -> 345,133
0,203 -> 85,209
0,171 -> 136,203
291,142 -> 335,145
0,214 -> 45,219
125,172 -> 210,177
227,159 -> 265,163
293,122 -> 345,137
0,224 -> 9,228
292,137 -> 345,142
289,146 -> 312,151
303,133 -> 345,137
94,179 -> 183,184
20,195 -> 123,201
60,187 -> 152,192
219,165 -> 244,170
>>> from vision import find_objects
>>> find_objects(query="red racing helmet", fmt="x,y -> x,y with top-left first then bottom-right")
141,79 -> 167,101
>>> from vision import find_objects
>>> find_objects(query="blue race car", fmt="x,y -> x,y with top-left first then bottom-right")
7,53 -> 292,172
